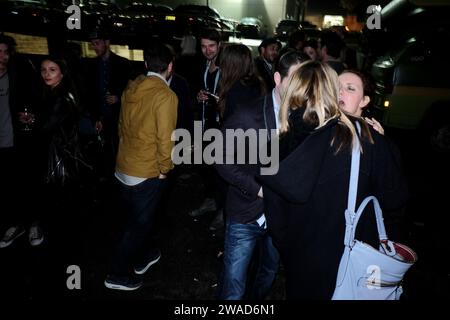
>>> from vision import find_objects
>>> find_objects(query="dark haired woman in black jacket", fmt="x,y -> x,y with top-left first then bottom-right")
26,56 -> 83,250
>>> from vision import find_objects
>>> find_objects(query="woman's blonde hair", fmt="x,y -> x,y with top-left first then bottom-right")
279,60 -> 359,153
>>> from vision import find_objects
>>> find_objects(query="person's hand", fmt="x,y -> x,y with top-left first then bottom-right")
105,94 -> 119,105
197,90 -> 209,103
95,120 -> 103,133
159,173 -> 167,179
364,117 -> 384,135
257,187 -> 263,198
18,112 -> 35,124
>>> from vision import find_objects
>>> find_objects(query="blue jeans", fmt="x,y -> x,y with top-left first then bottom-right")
217,219 -> 280,300
110,177 -> 166,277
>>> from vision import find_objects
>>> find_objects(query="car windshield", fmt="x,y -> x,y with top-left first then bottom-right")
240,17 -> 260,25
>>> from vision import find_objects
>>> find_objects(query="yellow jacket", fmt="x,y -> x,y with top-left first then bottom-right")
116,74 -> 178,178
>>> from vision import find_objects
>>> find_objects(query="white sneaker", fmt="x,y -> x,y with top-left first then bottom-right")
188,198 -> 217,217
29,225 -> 44,247
0,226 -> 25,248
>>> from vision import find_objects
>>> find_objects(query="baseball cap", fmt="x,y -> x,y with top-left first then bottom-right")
88,29 -> 110,41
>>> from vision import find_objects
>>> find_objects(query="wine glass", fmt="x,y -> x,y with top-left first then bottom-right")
20,106 -> 35,132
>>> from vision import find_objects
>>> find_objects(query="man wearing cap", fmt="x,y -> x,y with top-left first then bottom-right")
255,38 -> 281,92
87,30 -> 132,182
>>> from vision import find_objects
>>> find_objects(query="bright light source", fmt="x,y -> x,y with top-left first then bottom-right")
228,36 -> 264,47
323,15 -> 344,28
384,100 -> 390,108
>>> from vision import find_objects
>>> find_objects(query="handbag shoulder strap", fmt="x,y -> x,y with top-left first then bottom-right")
352,196 -> 388,243
343,121 -> 389,247
343,123 -> 361,246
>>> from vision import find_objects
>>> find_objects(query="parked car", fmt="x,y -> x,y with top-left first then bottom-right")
236,17 -> 267,39
122,2 -> 173,39
0,0 -> 53,35
174,4 -> 222,20
274,19 -> 301,40
368,0 -> 450,152
173,4 -> 228,38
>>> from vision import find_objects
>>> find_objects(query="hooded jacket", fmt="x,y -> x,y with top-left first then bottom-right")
116,75 -> 178,178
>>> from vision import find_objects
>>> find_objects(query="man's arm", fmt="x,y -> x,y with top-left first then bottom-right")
156,92 -> 178,175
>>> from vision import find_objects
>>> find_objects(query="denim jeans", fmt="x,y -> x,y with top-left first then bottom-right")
217,219 -> 280,300
110,177 -> 166,276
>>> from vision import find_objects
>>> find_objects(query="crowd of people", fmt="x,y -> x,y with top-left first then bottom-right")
0,26 -> 407,300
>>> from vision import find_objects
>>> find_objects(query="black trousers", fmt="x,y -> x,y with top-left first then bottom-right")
110,177 -> 167,277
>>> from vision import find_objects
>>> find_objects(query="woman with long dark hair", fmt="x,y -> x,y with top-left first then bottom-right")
39,56 -> 82,184
205,44 -> 265,232
33,56 -> 83,251
217,44 -> 264,120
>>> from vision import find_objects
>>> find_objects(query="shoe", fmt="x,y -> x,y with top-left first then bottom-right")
209,209 -> 224,231
134,249 -> 161,275
29,224 -> 44,247
188,198 -> 217,217
104,274 -> 143,291
0,226 -> 25,248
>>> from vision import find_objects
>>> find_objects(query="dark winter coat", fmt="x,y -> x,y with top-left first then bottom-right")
215,93 -> 276,224
86,52 -> 132,122
259,118 -> 408,299
37,85 -> 81,185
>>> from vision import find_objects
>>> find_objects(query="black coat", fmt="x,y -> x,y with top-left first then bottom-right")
37,86 -> 81,184
170,73 -> 194,134
86,52 -> 132,122
222,79 -> 263,121
259,118 -> 408,299
278,107 -> 315,161
215,94 -> 276,223
254,57 -> 275,92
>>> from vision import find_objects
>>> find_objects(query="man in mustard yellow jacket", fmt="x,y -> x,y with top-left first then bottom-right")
105,43 -> 178,291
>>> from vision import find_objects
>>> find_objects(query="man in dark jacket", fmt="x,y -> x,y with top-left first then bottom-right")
87,29 -> 132,181
214,51 -> 306,300
169,72 -> 194,134
254,37 -> 281,92
188,29 -> 224,225
319,30 -> 346,74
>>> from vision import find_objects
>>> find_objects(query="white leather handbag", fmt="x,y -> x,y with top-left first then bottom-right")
332,132 -> 417,300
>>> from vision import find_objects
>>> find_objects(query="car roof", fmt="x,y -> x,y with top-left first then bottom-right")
240,17 -> 262,24
174,4 -> 221,18
277,20 -> 299,26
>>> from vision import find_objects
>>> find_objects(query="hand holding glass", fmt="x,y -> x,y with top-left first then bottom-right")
19,107 -> 35,131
